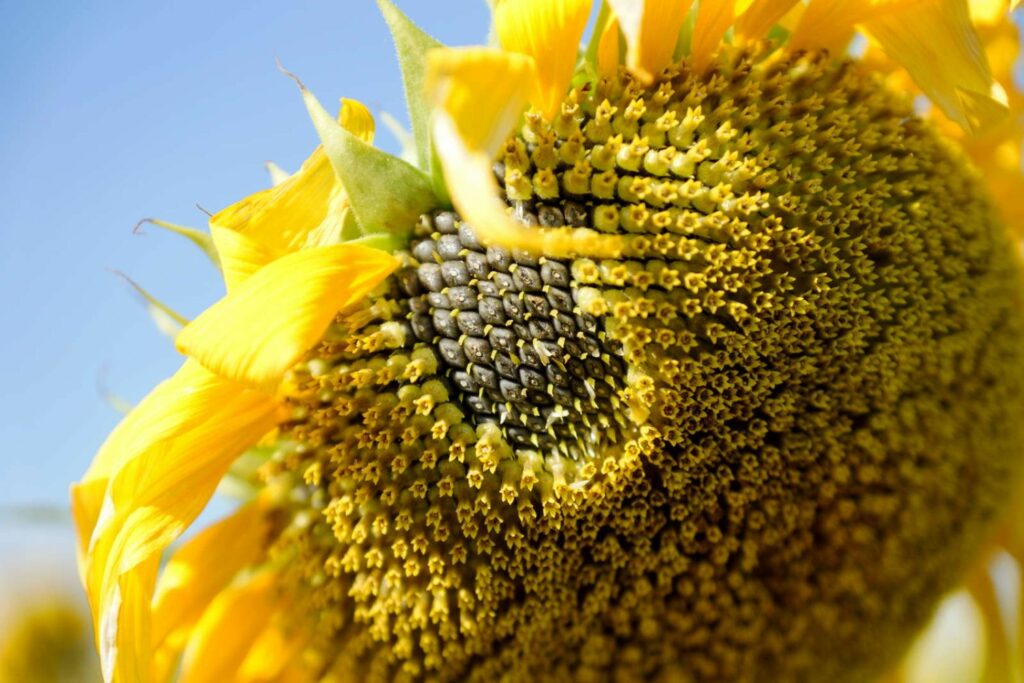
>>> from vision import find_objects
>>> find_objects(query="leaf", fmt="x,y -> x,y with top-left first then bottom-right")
134,218 -> 221,270
380,111 -> 419,166
110,269 -> 189,337
376,0 -> 442,173
284,66 -> 439,238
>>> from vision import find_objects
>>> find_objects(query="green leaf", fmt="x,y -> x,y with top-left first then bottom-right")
286,68 -> 439,239
376,0 -> 442,174
380,111 -> 419,166
134,217 -> 221,270
584,1 -> 613,72
110,269 -> 189,337
97,365 -> 133,415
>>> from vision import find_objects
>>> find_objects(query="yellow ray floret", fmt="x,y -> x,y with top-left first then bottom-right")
427,47 -> 624,258
791,0 -> 1007,131
733,0 -> 801,40
177,572 -> 291,683
209,99 -> 375,291
150,502 -> 269,674
74,360 -> 281,682
175,243 -> 398,390
606,0 -> 693,81
493,0 -> 593,118
692,0 -> 753,70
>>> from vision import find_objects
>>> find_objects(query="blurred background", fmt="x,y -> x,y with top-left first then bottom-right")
0,1 -> 487,679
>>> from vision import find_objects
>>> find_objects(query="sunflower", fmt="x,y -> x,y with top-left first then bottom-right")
74,1 -> 1024,681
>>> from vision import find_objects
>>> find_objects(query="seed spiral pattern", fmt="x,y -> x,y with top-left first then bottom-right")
258,47 -> 1024,683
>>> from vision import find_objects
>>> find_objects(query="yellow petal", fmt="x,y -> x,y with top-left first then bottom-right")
898,589 -> 988,683
178,573 -> 281,683
210,225 -> 281,293
209,99 -> 377,289
493,0 -> 593,118
151,503 -> 269,663
607,0 -> 694,82
75,360 -> 280,682
788,0 -> 862,55
844,0 -> 1007,131
337,97 -> 375,143
597,9 -> 622,77
425,47 -> 538,157
970,0 -> 1010,24
427,45 -> 625,258
237,620 -> 308,682
734,0 -> 801,40
432,113 -> 625,258
72,361 -> 246,571
691,0 -> 738,70
264,161 -> 290,186
175,243 -> 398,390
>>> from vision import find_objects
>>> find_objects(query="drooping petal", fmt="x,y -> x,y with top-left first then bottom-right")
965,565 -> 1016,683
896,589 -> 988,683
597,7 -> 622,77
426,47 -> 625,258
607,0 -> 694,82
788,0 -> 863,55
236,619 -> 308,682
691,0 -> 741,70
72,361 -> 241,570
493,0 -> 593,118
175,243 -> 398,390
865,0 -> 1008,131
795,0 -> 1007,132
208,99 -> 378,290
210,224 -> 281,293
178,573 -> 282,683
74,360 -> 281,682
425,47 -> 538,158
733,0 -> 800,40
151,502 -> 270,665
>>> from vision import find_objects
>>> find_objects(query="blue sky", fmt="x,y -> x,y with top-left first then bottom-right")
0,0 -> 489,520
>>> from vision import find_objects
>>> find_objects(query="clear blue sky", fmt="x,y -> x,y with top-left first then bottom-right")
0,0 -> 490,516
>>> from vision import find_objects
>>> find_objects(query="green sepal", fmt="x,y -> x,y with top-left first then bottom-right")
135,218 -> 221,270
347,231 -> 406,254
110,269 -> 189,337
380,111 -> 419,166
296,78 -> 439,240
429,142 -> 452,208
584,1 -> 613,73
674,5 -> 698,61
376,0 -> 441,175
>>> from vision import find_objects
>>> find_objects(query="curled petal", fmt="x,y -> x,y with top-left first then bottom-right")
692,0 -> 739,70
73,361 -> 280,682
176,243 -> 398,390
493,0 -> 593,118
607,0 -> 694,82
427,46 -> 623,258
151,502 -> 270,671
178,573 -> 291,683
734,0 -> 801,40
209,99 -> 377,290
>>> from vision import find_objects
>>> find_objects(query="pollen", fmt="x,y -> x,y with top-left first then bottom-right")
259,48 -> 1024,682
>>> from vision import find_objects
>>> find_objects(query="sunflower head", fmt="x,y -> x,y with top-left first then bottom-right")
73,2 -> 1024,682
